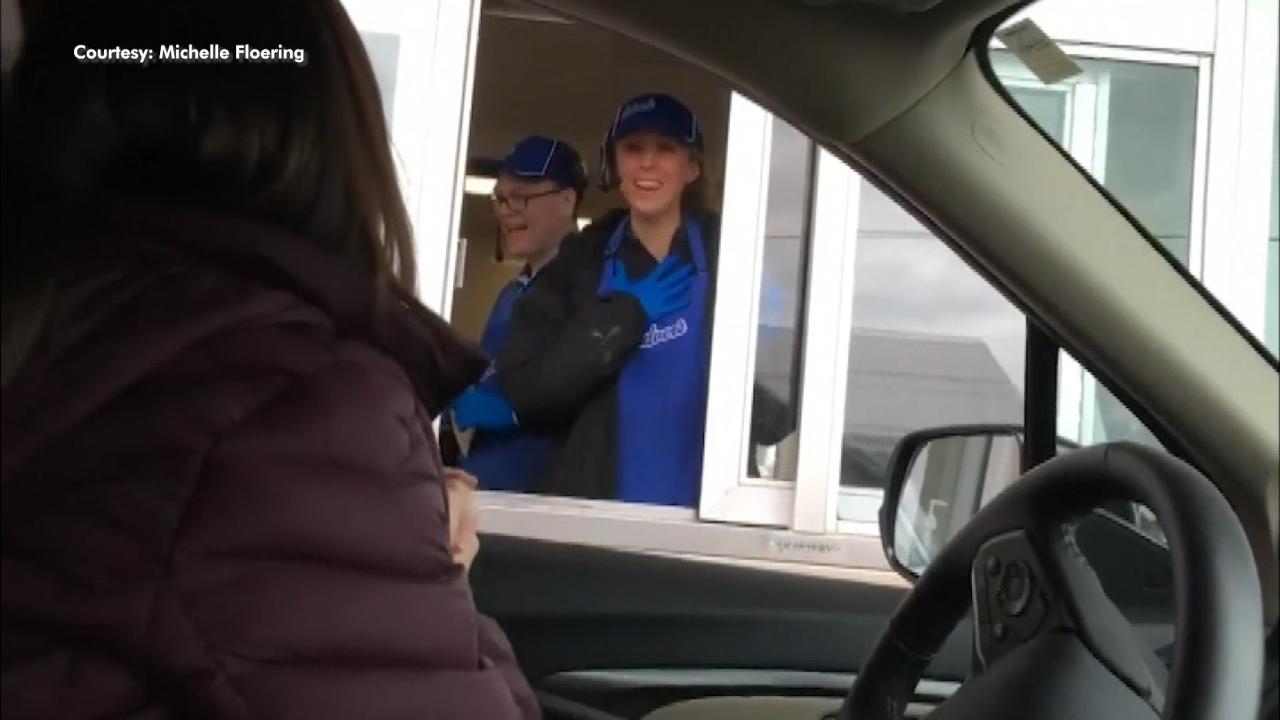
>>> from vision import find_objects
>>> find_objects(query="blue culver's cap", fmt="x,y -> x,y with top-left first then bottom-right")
500,135 -> 588,191
608,93 -> 704,150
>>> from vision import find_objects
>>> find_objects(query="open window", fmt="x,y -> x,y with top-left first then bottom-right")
353,0 -> 1040,571
346,0 -> 1274,573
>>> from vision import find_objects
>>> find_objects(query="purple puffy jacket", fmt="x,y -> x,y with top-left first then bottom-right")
1,200 -> 540,720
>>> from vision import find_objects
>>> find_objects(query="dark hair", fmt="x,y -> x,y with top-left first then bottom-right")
558,152 -> 589,215
569,184 -> 588,215
2,0 -> 414,383
681,147 -> 716,218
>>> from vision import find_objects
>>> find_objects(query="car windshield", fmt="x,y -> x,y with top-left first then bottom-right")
983,4 -> 1280,361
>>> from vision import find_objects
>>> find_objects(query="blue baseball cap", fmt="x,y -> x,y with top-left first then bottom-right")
608,93 -> 704,150
499,135 -> 588,192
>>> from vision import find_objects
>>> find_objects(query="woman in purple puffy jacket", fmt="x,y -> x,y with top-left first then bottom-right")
0,0 -> 537,717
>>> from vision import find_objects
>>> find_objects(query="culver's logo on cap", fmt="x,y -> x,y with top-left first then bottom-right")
618,97 -> 657,123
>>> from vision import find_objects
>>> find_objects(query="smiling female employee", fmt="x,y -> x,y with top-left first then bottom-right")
495,93 -> 719,507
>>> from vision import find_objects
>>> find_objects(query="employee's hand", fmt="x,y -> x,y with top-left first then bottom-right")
444,468 -> 480,573
451,386 -> 517,431
602,255 -> 695,322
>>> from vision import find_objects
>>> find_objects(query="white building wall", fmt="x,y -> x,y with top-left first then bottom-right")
1020,0 -> 1217,53
1201,0 -> 1280,342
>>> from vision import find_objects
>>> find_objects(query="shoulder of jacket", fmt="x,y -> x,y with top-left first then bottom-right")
125,259 -> 416,422
541,214 -> 623,280
555,231 -> 604,262
576,209 -> 629,246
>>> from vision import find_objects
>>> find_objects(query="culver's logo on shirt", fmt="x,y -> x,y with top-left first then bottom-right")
640,317 -> 689,349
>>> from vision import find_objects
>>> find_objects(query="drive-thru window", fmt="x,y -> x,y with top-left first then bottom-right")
341,0 -> 1278,572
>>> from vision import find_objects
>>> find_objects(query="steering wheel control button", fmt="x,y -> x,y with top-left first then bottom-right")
971,531 -> 1066,671
996,560 -> 1035,617
985,556 -> 1002,576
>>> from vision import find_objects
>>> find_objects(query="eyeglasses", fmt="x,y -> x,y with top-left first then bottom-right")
490,187 -> 563,212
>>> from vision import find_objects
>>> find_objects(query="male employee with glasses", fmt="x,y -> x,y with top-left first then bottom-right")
449,135 -> 588,492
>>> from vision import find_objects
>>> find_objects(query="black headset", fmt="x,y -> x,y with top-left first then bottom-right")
598,137 -> 619,193
597,104 -> 626,192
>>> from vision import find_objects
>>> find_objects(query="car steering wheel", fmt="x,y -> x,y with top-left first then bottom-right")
843,443 -> 1265,720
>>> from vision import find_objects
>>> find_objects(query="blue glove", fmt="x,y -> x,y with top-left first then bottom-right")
602,255 -> 696,322
451,386 -> 518,431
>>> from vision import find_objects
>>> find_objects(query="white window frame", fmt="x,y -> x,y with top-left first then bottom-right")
793,151 -> 865,535
700,95 -> 868,537
698,94 -> 789,528
342,0 -> 482,316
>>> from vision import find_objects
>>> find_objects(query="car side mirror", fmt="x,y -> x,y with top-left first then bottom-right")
880,425 -> 1171,604
879,424 -> 1027,580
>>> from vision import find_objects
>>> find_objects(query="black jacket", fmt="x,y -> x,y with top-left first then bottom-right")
496,209 -> 793,500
